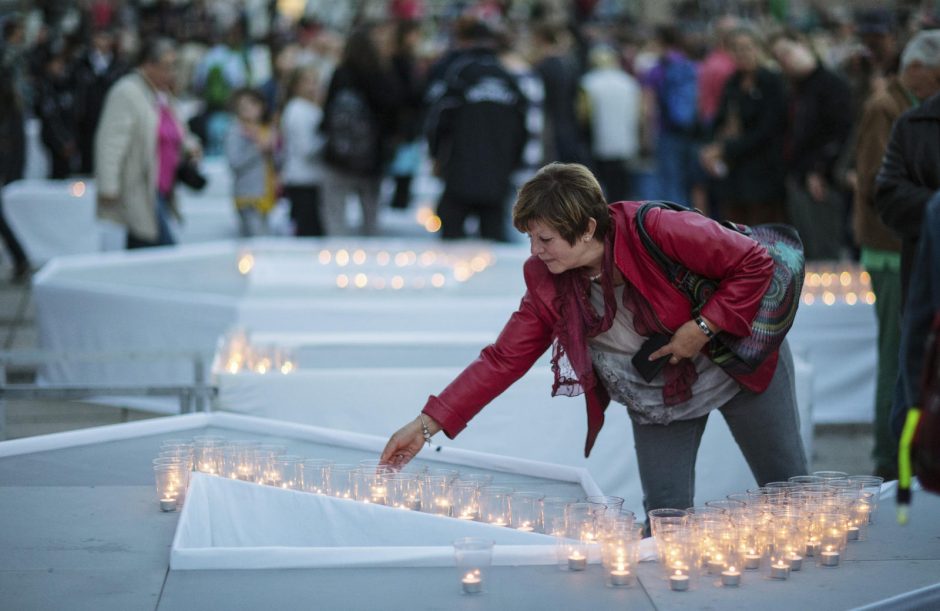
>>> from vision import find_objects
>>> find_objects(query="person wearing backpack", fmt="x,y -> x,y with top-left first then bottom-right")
644,25 -> 700,209
320,23 -> 403,236
425,17 -> 527,241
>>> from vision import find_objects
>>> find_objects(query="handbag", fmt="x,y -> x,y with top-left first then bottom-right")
635,201 -> 805,375
176,155 -> 208,191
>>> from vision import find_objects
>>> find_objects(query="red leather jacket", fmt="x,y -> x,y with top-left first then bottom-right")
422,201 -> 776,456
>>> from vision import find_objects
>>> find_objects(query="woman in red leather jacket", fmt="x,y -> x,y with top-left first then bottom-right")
381,163 -> 808,518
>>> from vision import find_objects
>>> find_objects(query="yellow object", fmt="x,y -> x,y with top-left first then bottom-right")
896,407 -> 922,525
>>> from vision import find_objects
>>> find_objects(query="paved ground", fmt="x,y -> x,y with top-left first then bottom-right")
0,258 -> 876,475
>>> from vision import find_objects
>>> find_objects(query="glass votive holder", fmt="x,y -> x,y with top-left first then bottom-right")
553,516 -> 589,571
603,524 -> 642,587
302,459 -> 333,494
509,491 -> 543,532
421,475 -> 452,516
767,553 -> 792,580
584,495 -> 625,517
451,482 -> 480,521
193,438 -> 225,475
226,440 -> 259,481
745,487 -> 787,507
253,445 -> 287,485
703,499 -> 747,520
598,510 -> 637,540
479,486 -> 514,526
386,471 -> 421,510
658,532 -> 696,591
273,455 -> 304,489
158,448 -> 194,472
788,474 -> 825,487
453,537 -> 494,595
329,463 -> 357,499
812,470 -> 849,481
354,465 -> 391,504
455,473 -> 494,489
541,496 -> 578,535
648,508 -> 688,539
813,511 -> 848,558
847,475 -> 883,522
425,467 -> 460,483
153,462 -> 187,511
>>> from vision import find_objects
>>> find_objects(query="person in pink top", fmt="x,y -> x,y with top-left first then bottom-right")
697,17 -> 740,128
95,38 -> 199,248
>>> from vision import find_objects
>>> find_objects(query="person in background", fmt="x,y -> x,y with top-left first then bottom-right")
699,27 -> 788,226
225,88 -> 278,237
280,67 -> 325,237
854,30 -> 940,480
771,30 -> 852,261
320,22 -> 403,236
0,76 -> 31,282
425,17 -> 527,241
387,19 -> 426,211
533,21 -> 589,165
645,24 -> 699,208
578,44 -> 641,202
73,28 -> 127,175
380,163 -> 807,520
34,44 -> 78,179
95,37 -> 198,249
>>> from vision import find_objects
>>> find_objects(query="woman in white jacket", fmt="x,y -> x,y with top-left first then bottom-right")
280,66 -> 326,236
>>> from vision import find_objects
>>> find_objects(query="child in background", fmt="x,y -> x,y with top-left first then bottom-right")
225,88 -> 278,236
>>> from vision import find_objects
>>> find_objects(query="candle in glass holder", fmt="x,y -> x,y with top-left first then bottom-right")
516,521 -> 534,532
805,539 -> 820,557
707,554 -> 726,575
461,570 -> 483,594
770,559 -> 790,580
609,565 -> 633,586
820,546 -> 840,567
160,497 -> 177,512
370,484 -> 387,504
788,553 -> 803,571
458,511 -> 476,521
567,551 -> 587,571
720,566 -> 741,587
669,570 -> 690,591
846,526 -> 859,541
743,550 -> 761,570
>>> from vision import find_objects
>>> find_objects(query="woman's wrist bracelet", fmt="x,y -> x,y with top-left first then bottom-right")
694,316 -> 715,339
418,414 -> 433,446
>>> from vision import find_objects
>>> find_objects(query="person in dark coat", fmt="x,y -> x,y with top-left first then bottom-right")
700,28 -> 788,226
73,29 -> 127,175
876,91 -> 940,303
532,22 -> 588,165
34,46 -> 79,179
0,77 -> 31,282
425,18 -> 527,241
771,31 -> 853,260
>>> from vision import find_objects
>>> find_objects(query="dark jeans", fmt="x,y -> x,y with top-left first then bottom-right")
437,192 -> 508,242
285,185 -> 325,237
126,193 -> 175,249
631,340 -> 808,521
593,158 -> 630,203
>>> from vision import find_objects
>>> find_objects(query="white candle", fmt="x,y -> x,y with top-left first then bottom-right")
788,553 -> 803,571
743,552 -> 761,570
847,526 -> 860,541
609,567 -> 633,586
707,558 -> 726,575
669,570 -> 690,591
820,548 -> 840,567
516,523 -> 534,532
770,561 -> 790,580
720,567 -> 741,587
461,571 -> 483,594
458,512 -> 476,521
567,551 -> 587,571
159,497 -> 177,512
490,518 -> 507,527
805,540 -> 820,557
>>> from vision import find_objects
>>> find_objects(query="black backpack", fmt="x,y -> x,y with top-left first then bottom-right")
323,86 -> 379,174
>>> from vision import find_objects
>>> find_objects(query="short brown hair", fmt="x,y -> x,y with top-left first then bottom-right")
512,163 -> 611,245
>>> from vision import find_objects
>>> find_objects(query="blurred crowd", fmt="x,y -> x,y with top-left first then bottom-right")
2,0 -> 940,488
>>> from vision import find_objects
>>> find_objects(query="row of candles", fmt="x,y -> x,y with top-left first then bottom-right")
235,246 -> 497,290
801,264 -> 875,306
153,439 -> 881,595
218,331 -> 296,375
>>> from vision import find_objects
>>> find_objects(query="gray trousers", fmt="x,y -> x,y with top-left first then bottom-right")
321,166 -> 381,236
631,340 -> 808,520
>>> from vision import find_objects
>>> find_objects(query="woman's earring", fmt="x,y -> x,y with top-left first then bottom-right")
583,235 -> 592,242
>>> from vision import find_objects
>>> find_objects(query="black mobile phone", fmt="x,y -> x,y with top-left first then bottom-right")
631,333 -> 672,383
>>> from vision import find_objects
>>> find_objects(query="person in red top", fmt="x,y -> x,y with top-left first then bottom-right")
381,163 -> 808,519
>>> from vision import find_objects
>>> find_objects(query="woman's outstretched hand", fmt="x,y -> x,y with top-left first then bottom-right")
649,318 -> 716,365
379,415 -> 442,467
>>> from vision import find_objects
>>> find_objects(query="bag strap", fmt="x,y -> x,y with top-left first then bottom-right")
635,201 -> 705,301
